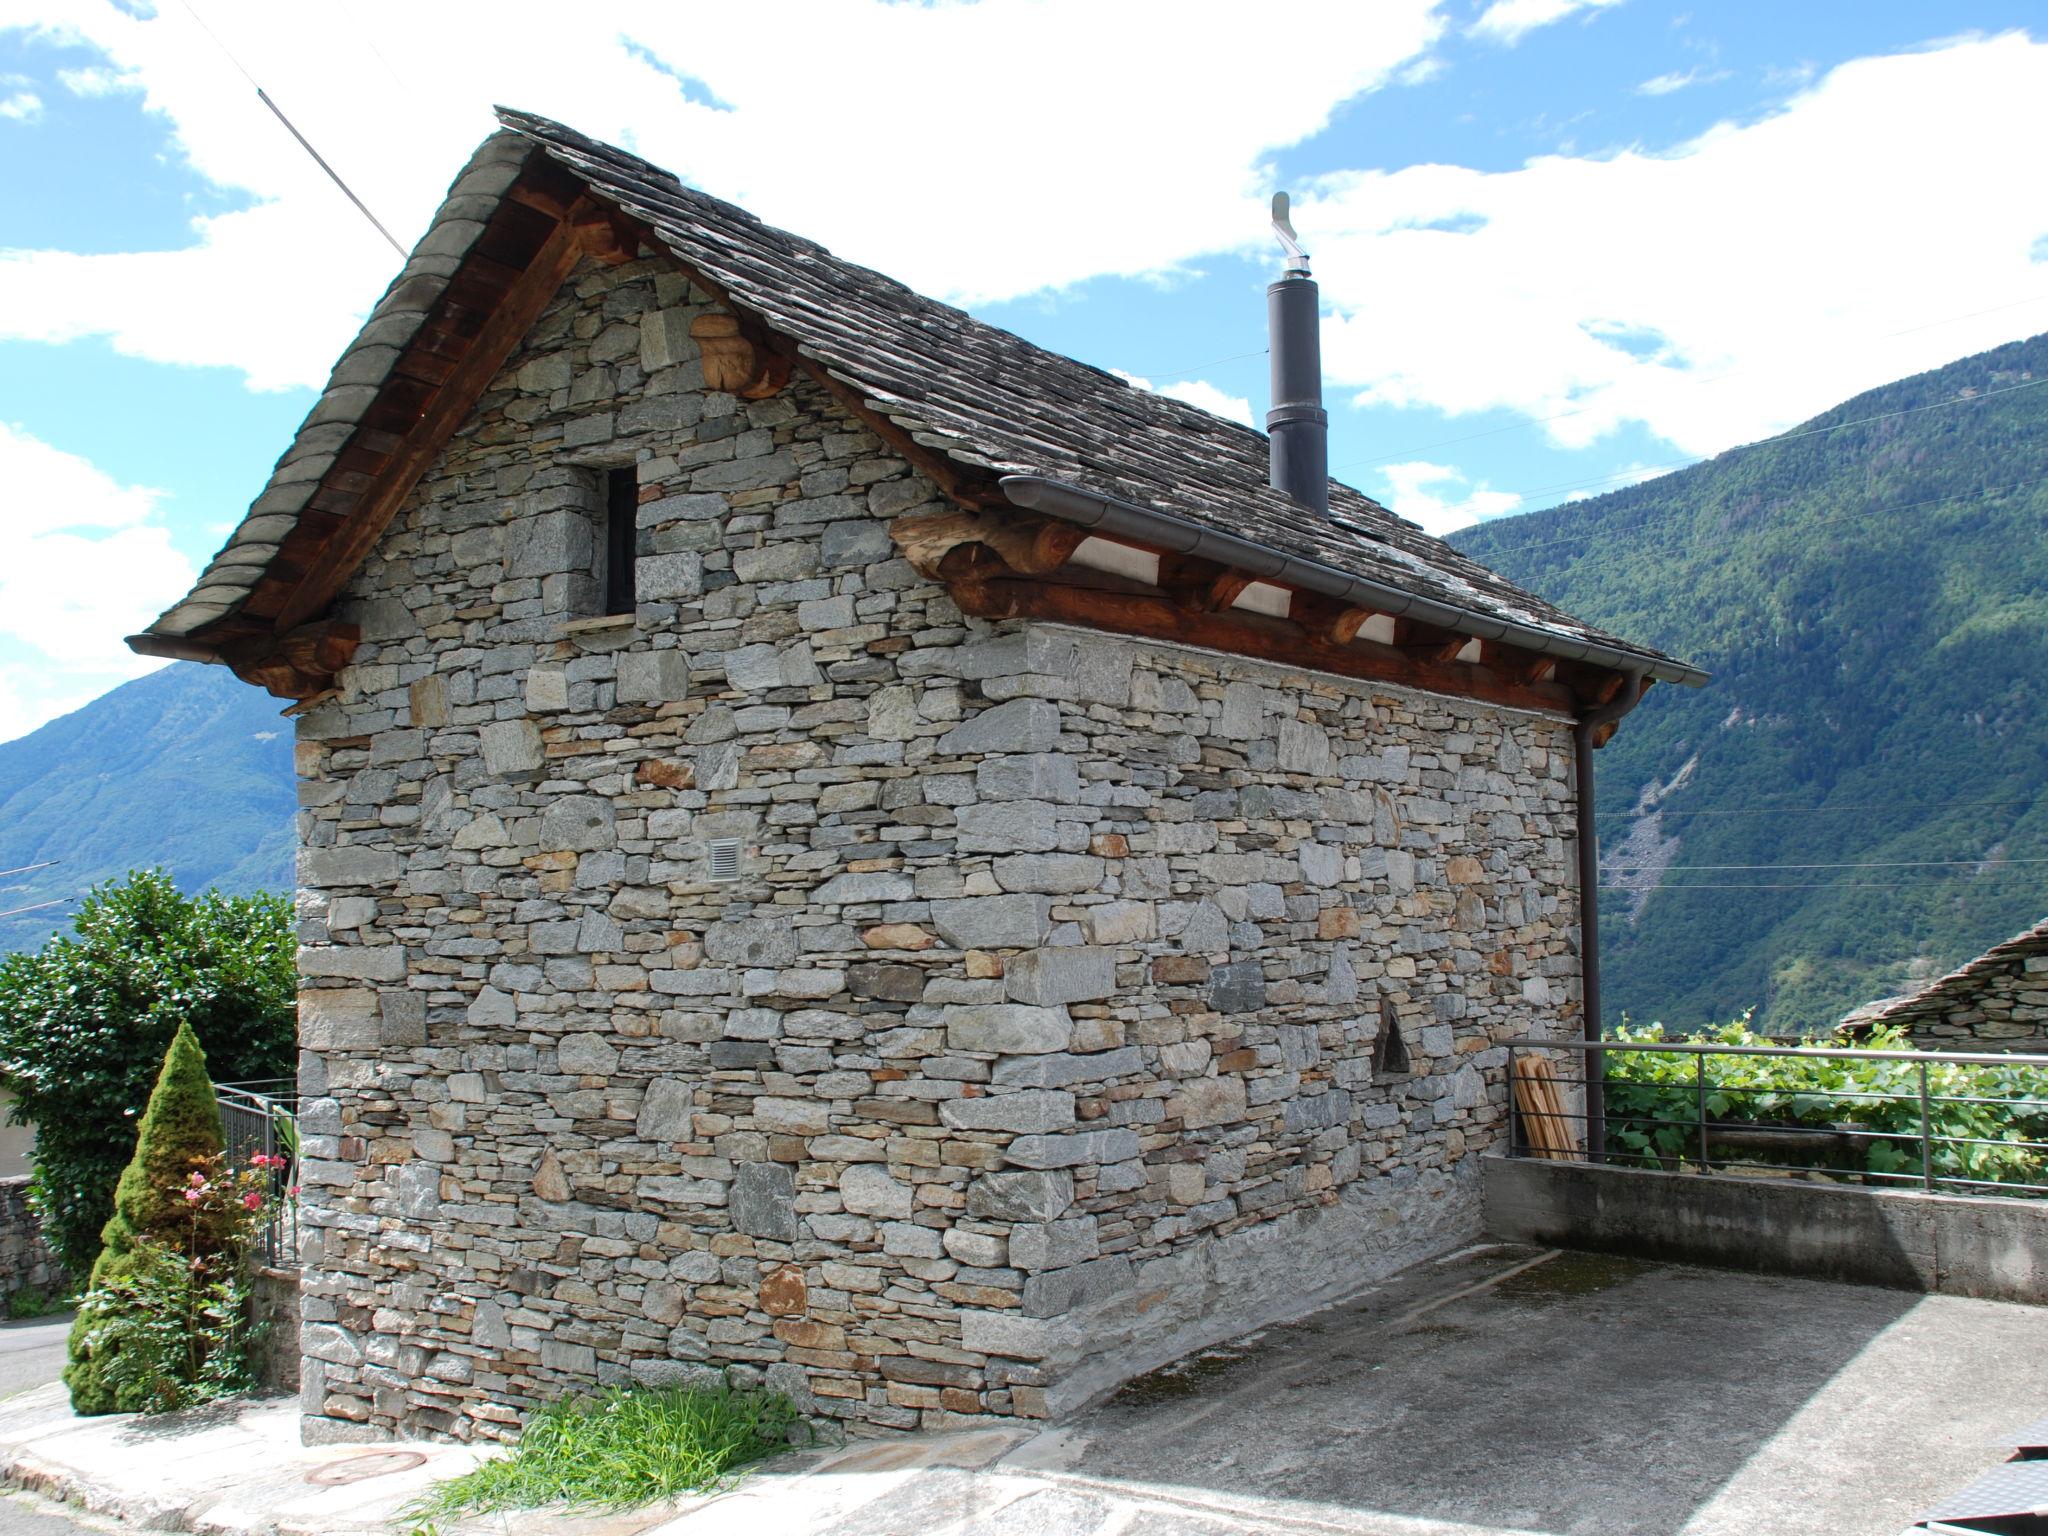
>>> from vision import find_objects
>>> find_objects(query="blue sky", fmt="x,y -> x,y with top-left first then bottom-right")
1,0 -> 2045,741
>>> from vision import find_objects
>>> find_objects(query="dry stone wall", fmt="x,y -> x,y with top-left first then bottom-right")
291,249 -> 1583,1445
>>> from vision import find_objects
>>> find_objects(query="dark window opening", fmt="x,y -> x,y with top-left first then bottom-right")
604,467 -> 637,615
1374,999 -> 1412,1079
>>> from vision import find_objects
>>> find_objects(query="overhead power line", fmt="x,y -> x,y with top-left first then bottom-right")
1462,475 -> 2048,567
0,898 -> 69,920
1604,795 -> 2044,824
1404,374 -> 2048,527
1610,857 -> 2048,873
1603,880 -> 2043,891
176,0 -> 405,256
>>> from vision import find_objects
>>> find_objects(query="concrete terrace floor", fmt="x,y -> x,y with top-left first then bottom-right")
773,1245 -> 2048,1536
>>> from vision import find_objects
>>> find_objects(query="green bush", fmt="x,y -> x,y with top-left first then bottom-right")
6,1285 -> 72,1320
65,1021 -> 278,1415
66,1241 -> 259,1415
1604,1017 -> 2048,1190
0,871 -> 296,1276
410,1384 -> 802,1515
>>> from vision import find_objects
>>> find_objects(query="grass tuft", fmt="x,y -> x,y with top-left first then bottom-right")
409,1383 -> 802,1515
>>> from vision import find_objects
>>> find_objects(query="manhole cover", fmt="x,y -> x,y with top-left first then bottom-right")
305,1450 -> 428,1486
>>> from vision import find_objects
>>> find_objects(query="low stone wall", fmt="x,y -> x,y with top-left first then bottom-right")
1483,1155 -> 2048,1303
251,1265 -> 301,1394
0,1177 -> 64,1307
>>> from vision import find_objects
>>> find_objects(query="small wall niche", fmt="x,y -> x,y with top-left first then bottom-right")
1373,998 -> 1414,1082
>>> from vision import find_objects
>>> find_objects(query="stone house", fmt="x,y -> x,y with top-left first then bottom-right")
1839,917 -> 2048,1050
129,111 -> 1700,1443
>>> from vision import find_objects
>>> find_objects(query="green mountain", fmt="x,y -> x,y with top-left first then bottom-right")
0,664 -> 295,956
1455,333 -> 2048,1032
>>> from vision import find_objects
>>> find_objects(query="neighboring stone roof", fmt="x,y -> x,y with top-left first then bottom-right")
134,109 -> 1695,687
1839,916 -> 2048,1034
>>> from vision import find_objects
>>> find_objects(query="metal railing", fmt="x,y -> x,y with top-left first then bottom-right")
216,1079 -> 301,1266
1506,1038 -> 2048,1200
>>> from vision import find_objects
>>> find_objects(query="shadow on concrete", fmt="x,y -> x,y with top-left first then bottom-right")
1011,1245 -> 2046,1536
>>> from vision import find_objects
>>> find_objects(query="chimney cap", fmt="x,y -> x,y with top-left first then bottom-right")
1271,192 -> 1310,276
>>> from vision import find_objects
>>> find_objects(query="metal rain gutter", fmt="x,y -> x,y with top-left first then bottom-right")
1573,673 -> 1648,1164
999,473 -> 1709,689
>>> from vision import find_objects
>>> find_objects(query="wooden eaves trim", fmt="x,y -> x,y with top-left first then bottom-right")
887,506 -> 1621,717
162,157 -> 641,700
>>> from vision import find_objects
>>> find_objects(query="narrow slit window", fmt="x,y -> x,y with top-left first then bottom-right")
1374,998 -> 1412,1079
604,467 -> 637,616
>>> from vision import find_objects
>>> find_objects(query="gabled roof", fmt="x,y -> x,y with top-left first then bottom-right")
1839,916 -> 2048,1034
131,109 -> 1701,699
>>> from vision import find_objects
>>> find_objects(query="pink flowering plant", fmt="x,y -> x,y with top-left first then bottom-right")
72,1151 -> 288,1414
66,1020 -> 296,1416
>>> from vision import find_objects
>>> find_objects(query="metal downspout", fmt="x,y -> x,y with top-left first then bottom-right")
1574,673 -> 1646,1163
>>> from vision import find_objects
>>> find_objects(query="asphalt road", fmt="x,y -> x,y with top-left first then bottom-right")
0,1315 -> 95,1536
0,1316 -> 68,1407
0,1493 -> 102,1536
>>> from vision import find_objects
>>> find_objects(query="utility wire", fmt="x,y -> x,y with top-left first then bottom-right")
1457,475 -> 2048,567
176,0 -> 405,256
1607,796 -> 2043,823
1400,374 -> 2048,527
1610,857 -> 2048,873
1325,287 -> 2048,476
1144,347 -> 1269,383
0,898 -> 69,920
1605,884 -> 2039,897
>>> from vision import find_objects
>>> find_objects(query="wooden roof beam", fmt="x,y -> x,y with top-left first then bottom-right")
1158,554 -> 1255,614
890,508 -> 1084,581
1392,616 -> 1469,664
952,576 -> 1574,717
1288,590 -> 1378,646
1480,638 -> 1557,686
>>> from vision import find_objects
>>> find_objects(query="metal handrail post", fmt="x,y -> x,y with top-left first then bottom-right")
1919,1060 -> 1935,1193
1695,1053 -> 1708,1171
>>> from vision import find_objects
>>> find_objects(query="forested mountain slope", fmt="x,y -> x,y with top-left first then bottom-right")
1455,333 -> 2048,1031
0,664 -> 295,954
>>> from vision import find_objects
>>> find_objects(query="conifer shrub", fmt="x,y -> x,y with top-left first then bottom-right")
64,1021 -> 281,1415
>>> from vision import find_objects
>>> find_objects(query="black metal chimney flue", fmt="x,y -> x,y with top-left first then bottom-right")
1267,193 -> 1328,517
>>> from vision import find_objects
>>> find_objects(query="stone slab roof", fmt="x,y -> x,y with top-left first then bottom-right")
1838,916 -> 2048,1033
135,110 -> 1695,686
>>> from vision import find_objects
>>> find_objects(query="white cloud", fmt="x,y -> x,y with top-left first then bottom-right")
1635,66 -> 1729,95
1301,32 -> 2048,462
0,88 -> 39,120
0,423 -> 191,741
55,64 -> 132,96
1376,460 -> 1520,536
0,0 -> 1446,392
1469,0 -> 1625,47
1114,370 -> 1255,428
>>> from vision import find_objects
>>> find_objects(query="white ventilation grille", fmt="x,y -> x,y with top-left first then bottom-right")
707,838 -> 742,882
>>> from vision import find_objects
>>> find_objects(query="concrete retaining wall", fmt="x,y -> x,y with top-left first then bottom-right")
1483,1155 -> 2047,1303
